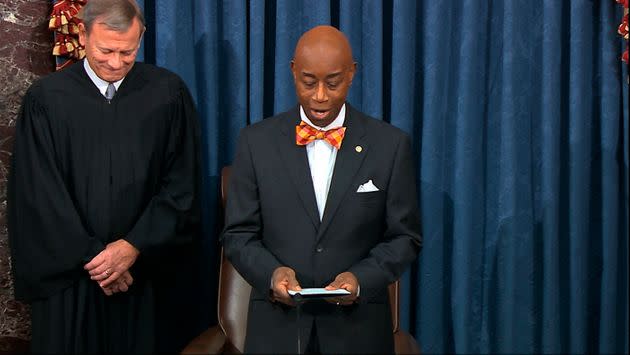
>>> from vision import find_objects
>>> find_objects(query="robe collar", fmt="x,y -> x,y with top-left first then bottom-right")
83,59 -> 125,98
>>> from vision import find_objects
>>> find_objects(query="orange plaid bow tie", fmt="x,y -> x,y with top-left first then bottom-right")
295,121 -> 347,150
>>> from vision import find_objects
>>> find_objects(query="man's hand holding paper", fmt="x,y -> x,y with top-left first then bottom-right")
324,271 -> 359,305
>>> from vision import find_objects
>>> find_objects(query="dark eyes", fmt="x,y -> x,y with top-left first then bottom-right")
99,49 -> 135,56
302,81 -> 340,89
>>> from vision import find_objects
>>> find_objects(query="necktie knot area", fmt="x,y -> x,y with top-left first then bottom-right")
295,120 -> 346,150
105,83 -> 116,101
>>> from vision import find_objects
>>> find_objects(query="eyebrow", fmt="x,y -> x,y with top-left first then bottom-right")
301,71 -> 343,79
97,45 -> 137,53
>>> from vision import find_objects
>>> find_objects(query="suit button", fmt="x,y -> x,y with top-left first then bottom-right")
316,246 -> 324,253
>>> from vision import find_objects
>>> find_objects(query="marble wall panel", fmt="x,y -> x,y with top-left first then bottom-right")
0,0 -> 54,345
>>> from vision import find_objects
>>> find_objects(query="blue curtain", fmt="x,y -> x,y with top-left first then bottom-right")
133,0 -> 628,353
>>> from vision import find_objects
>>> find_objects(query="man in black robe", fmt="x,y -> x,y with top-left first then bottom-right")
7,0 -> 200,352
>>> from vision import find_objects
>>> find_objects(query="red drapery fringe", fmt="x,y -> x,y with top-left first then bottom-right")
617,0 -> 629,64
50,0 -> 88,71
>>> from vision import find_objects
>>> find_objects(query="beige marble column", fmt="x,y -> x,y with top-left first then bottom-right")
0,0 -> 54,349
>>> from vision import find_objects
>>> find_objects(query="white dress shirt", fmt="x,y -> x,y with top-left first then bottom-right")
276,105 -> 359,296
83,59 -> 124,97
299,104 -> 346,220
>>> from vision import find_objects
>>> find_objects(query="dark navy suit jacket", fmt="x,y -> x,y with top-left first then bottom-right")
222,104 -> 422,354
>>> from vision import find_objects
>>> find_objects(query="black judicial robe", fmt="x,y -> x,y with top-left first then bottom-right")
7,61 -> 200,353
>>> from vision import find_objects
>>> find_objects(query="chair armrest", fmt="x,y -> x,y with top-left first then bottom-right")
394,330 -> 421,355
181,326 -> 227,354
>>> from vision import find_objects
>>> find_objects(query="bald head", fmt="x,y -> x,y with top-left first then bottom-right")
291,26 -> 356,127
293,25 -> 354,66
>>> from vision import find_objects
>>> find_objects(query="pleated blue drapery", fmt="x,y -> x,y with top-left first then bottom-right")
134,0 -> 626,353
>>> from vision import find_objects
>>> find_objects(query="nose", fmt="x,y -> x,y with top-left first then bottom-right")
313,82 -> 328,102
107,53 -> 123,70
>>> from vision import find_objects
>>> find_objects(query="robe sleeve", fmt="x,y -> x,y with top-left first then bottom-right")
7,86 -> 105,302
124,82 -> 201,252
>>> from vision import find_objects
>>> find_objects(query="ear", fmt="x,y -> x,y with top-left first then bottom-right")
348,62 -> 357,83
78,22 -> 87,46
139,26 -> 146,42
290,59 -> 297,80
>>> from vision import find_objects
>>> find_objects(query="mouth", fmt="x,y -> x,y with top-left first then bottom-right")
310,109 -> 330,120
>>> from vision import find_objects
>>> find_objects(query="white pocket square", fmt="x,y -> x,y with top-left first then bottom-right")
357,179 -> 380,193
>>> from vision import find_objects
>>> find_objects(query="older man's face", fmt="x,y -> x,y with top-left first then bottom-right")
79,17 -> 143,82
291,42 -> 355,128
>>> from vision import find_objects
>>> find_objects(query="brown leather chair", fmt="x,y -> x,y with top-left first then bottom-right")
182,167 -> 420,354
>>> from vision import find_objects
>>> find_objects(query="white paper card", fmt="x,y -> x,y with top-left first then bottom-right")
288,288 -> 351,297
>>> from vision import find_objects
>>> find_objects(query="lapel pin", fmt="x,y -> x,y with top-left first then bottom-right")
355,145 -> 363,153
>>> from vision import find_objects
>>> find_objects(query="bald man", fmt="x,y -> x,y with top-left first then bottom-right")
222,25 -> 421,354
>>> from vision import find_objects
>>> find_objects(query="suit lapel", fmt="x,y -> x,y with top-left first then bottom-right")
275,108 -> 321,229
317,106 -> 368,240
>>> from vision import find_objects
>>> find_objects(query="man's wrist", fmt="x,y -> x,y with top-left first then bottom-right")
120,238 -> 140,256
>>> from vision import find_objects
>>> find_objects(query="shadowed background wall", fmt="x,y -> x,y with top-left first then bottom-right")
0,0 -> 53,346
